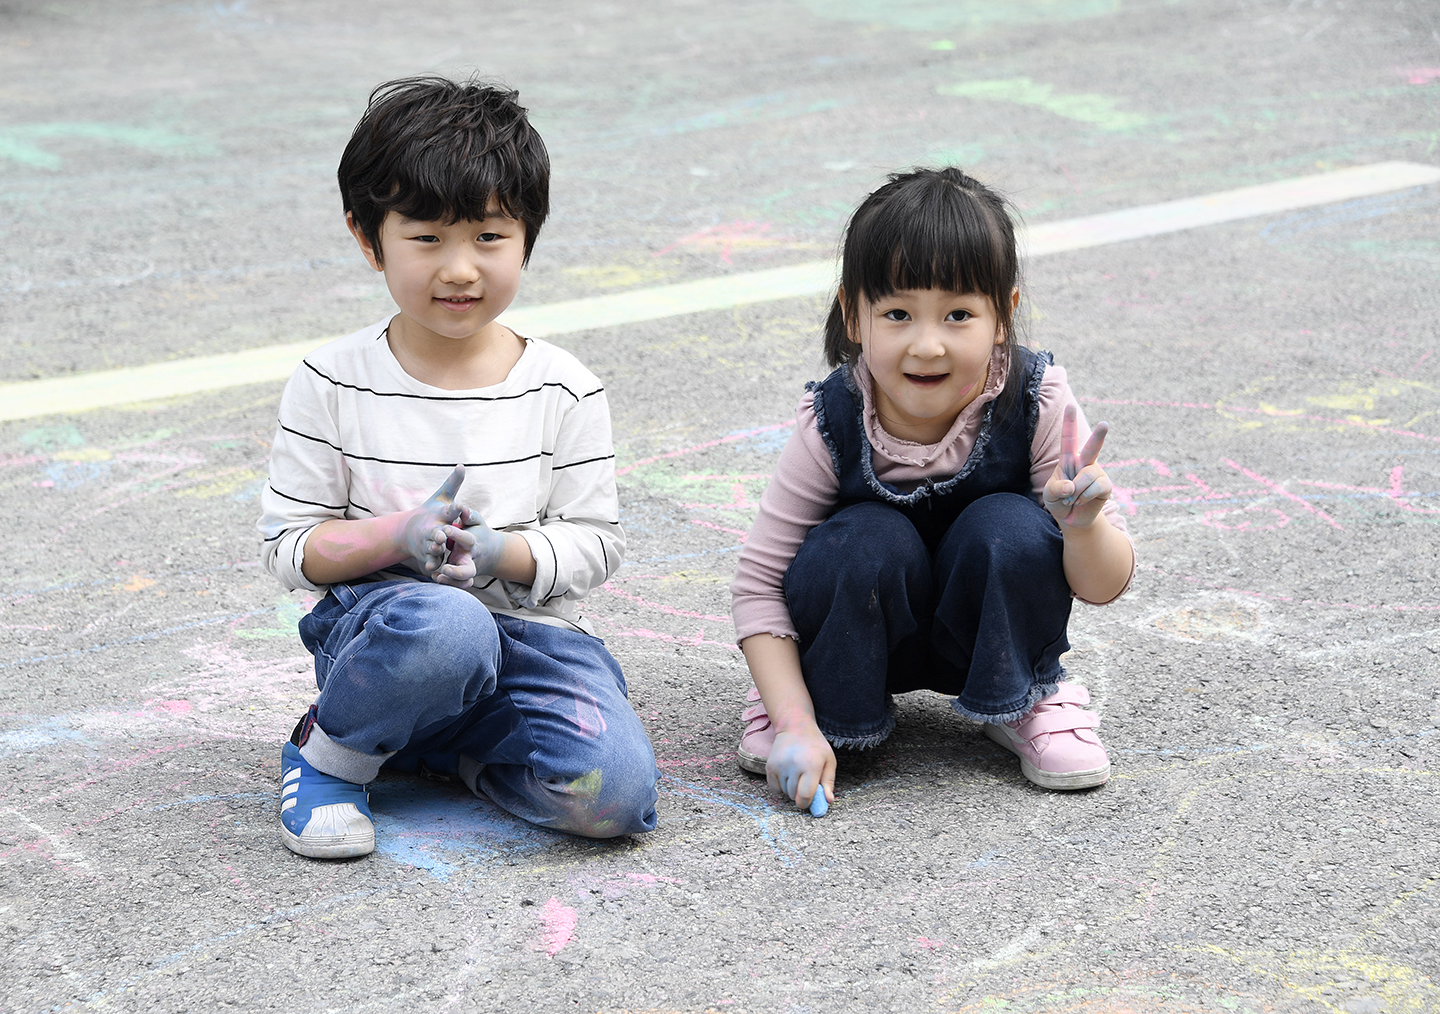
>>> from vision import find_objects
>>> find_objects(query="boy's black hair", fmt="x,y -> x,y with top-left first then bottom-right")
338,75 -> 550,265
824,166 -> 1025,409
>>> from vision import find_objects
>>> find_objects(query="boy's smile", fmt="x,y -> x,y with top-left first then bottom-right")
349,208 -> 528,375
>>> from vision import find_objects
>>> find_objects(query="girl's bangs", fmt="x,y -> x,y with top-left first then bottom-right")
852,185 -> 1013,303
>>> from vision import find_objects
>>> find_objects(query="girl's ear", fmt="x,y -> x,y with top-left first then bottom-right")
839,286 -> 861,344
996,286 -> 1020,345
347,213 -> 385,272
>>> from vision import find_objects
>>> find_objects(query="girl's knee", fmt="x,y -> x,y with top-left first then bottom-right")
790,503 -> 927,589
945,493 -> 1060,566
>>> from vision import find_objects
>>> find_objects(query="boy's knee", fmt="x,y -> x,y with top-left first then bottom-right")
363,585 -> 500,688
543,732 -> 659,839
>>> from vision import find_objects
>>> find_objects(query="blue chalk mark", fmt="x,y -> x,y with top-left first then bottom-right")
146,792 -> 271,812
0,716 -> 89,750
664,776 -> 804,865
0,608 -> 271,671
77,887 -> 381,1006
967,849 -> 1011,869
809,793 -> 828,818
368,778 -> 558,882
1260,187 -> 1440,242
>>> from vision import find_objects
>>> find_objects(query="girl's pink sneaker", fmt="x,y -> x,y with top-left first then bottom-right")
737,686 -> 773,774
983,683 -> 1110,790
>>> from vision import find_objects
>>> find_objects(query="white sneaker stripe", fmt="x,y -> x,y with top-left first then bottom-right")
283,768 -> 302,785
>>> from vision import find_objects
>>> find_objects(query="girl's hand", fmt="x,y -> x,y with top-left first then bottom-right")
767,724 -> 836,812
1044,405 -> 1112,529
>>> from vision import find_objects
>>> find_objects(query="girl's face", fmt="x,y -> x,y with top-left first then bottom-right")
849,287 -> 1014,445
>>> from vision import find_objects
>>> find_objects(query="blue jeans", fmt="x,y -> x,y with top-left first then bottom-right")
783,493 -> 1073,746
296,581 -> 659,839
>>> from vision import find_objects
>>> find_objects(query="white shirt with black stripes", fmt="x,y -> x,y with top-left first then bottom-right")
257,319 -> 625,634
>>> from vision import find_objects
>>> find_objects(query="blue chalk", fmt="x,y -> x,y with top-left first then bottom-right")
809,792 -> 828,818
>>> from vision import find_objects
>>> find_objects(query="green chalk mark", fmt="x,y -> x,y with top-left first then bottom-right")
0,123 -> 220,169
938,77 -> 1149,132
798,0 -> 1119,32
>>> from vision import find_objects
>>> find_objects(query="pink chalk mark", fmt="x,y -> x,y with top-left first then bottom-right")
603,626 -> 740,651
1104,458 -> 1173,477
656,752 -> 738,770
616,420 -> 795,477
689,519 -> 748,543
148,699 -> 193,714
680,481 -> 756,510
654,220 -> 789,265
1079,395 -> 1440,446
1201,506 -> 1291,531
539,897 -> 578,956
599,583 -> 732,624
1400,67 -> 1440,85
1139,562 -> 1440,613
1299,465 -> 1440,516
1221,459 -> 1343,529
913,936 -> 946,951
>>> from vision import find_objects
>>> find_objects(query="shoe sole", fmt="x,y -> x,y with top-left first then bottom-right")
736,745 -> 767,776
280,825 -> 375,859
984,723 -> 1110,790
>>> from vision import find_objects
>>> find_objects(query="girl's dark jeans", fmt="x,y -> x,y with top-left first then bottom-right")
782,492 -> 1073,746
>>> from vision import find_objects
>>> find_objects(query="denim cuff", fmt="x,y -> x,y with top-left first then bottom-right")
299,722 -> 395,784
821,709 -> 897,750
952,675 -> 1064,725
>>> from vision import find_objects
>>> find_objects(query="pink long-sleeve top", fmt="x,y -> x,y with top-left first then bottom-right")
730,348 -> 1135,643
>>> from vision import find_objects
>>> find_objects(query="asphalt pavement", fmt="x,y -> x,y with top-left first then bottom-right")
1,1 -> 1439,1011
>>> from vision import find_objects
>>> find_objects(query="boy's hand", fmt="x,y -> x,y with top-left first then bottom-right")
445,508 -> 510,581
767,724 -> 835,813
400,465 -> 468,576
1044,405 -> 1112,530
425,523 -> 478,588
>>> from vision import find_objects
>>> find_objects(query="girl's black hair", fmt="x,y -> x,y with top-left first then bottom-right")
338,75 -> 550,266
823,166 -> 1024,408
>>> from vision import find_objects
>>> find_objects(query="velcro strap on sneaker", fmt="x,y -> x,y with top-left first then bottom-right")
1046,683 -> 1091,707
742,703 -> 768,722
1016,707 -> 1101,740
746,686 -> 762,702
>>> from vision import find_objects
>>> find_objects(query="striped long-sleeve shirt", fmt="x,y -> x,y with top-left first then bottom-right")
257,319 -> 624,634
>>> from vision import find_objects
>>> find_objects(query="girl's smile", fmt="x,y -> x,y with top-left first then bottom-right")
849,286 -> 1014,445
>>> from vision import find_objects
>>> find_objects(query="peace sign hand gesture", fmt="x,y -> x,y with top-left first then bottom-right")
1043,404 -> 1113,529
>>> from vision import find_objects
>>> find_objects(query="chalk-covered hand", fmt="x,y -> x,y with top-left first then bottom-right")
1043,405 -> 1112,529
767,724 -> 835,813
440,507 -> 509,583
399,465 -> 472,581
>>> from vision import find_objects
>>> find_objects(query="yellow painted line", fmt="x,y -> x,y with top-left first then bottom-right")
2,160 -> 1436,423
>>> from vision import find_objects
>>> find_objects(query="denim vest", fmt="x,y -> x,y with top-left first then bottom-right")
808,346 -> 1052,550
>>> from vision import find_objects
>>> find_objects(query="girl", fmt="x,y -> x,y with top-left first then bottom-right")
729,167 -> 1135,812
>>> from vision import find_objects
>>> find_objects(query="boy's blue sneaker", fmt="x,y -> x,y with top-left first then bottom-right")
279,740 -> 375,859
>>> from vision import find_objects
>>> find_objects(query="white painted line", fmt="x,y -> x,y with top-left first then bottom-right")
1022,160 -> 1440,255
2,161 -> 1436,423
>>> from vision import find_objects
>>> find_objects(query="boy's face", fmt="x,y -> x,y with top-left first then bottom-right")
349,208 -> 527,344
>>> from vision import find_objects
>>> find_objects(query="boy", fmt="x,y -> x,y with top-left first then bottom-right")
257,76 -> 660,859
